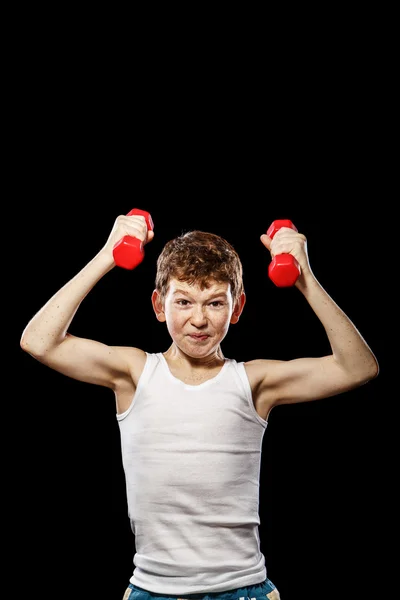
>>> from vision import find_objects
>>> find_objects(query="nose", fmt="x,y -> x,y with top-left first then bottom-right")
190,306 -> 207,327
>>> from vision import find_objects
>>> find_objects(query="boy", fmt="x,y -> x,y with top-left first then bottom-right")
20,211 -> 378,600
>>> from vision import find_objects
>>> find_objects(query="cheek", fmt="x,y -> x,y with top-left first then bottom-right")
164,309 -> 185,330
213,312 -> 231,330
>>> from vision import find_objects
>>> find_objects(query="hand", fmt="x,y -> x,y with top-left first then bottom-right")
260,227 -> 311,281
103,213 -> 155,259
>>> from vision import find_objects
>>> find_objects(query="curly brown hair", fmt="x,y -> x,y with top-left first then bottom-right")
155,230 -> 244,303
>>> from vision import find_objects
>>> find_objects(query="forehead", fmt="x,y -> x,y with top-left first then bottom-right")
167,278 -> 231,298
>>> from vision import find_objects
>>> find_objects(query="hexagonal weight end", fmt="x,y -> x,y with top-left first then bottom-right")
113,236 -> 144,270
267,219 -> 297,239
268,254 -> 300,287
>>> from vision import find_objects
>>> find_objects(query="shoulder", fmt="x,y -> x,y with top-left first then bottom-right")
243,358 -> 285,392
112,346 -> 148,387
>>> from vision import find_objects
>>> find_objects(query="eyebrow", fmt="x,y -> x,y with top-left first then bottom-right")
172,288 -> 229,299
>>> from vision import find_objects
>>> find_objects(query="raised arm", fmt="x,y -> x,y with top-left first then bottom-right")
246,226 -> 379,414
20,212 -> 154,390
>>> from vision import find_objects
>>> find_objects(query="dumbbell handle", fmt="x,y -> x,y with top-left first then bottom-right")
267,219 -> 301,288
113,208 -> 154,270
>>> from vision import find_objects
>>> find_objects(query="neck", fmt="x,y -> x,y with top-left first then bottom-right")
164,344 -> 225,367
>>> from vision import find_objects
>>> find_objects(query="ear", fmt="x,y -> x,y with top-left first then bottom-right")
151,289 -> 166,322
230,292 -> 246,324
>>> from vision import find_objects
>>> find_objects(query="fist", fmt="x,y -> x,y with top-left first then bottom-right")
261,226 -> 306,261
260,224 -> 309,286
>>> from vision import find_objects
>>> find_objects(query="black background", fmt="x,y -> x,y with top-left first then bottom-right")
10,25 -> 393,599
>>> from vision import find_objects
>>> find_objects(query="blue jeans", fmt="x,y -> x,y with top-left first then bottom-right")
122,578 -> 280,600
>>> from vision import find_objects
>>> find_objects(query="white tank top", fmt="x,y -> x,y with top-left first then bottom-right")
117,352 -> 268,594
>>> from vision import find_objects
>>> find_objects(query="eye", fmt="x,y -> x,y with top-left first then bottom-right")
210,301 -> 224,307
177,299 -> 190,306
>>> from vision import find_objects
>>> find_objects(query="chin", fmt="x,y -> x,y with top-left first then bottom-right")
185,344 -> 217,359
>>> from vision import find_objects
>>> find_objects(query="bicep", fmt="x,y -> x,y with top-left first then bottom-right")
250,356 -> 358,407
32,333 -> 133,389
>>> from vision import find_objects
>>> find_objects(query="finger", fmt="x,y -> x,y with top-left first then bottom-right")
116,215 -> 148,241
271,237 -> 306,258
146,230 -> 155,243
274,228 -> 306,243
260,234 -> 272,250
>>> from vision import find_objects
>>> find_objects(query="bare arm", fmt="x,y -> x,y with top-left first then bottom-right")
20,213 -> 154,390
247,227 -> 379,412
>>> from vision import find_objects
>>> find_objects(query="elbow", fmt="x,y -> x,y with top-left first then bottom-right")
368,351 -> 380,380
20,332 -> 45,359
359,357 -> 380,385
20,333 -> 30,353
340,355 -> 380,389
370,358 -> 380,381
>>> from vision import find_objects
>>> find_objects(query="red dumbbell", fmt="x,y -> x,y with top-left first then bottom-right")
113,208 -> 154,270
267,219 -> 301,287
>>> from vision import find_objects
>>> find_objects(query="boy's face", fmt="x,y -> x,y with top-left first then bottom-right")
152,278 -> 245,359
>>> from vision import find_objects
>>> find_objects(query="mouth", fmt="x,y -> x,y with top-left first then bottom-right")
189,334 -> 209,341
